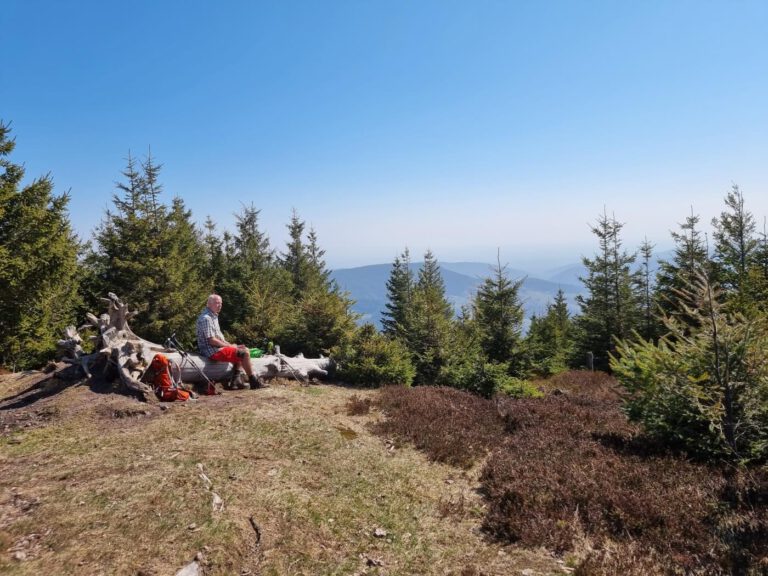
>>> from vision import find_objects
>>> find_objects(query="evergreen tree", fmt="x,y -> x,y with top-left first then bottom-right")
90,151 -> 207,343
280,209 -> 311,297
746,217 -> 768,312
655,208 -> 710,323
613,270 -> 768,463
148,196 -> 208,342
524,288 -> 574,376
572,210 -> 641,370
409,250 -> 453,384
0,122 -> 81,369
711,185 -> 757,299
637,237 -> 659,340
472,255 -> 524,367
305,226 -> 331,290
202,216 -> 225,289
381,248 -> 415,340
219,204 -> 274,333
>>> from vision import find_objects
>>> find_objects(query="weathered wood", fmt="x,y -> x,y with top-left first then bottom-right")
58,294 -> 334,400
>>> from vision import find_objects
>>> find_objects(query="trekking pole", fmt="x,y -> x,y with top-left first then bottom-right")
165,333 -> 215,390
274,345 -> 309,386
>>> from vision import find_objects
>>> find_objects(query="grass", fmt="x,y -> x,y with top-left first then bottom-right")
0,370 -> 564,575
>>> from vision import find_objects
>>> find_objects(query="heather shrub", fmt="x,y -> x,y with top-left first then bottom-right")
346,394 -> 372,416
481,393 -> 727,571
372,370 -> 768,573
337,324 -> 415,387
374,385 -> 504,468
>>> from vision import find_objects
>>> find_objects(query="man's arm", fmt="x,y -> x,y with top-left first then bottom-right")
207,335 -> 232,348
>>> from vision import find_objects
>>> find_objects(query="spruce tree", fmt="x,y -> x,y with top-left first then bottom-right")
202,216 -> 225,289
637,237 -> 659,340
472,255 -> 524,366
268,214 -> 357,356
572,210 -> 641,370
381,247 -> 415,340
655,208 -> 711,329
0,122 -> 81,369
90,151 -> 207,343
524,288 -> 574,376
219,204 -> 274,333
280,209 -> 311,297
711,185 -> 757,298
410,250 -> 453,384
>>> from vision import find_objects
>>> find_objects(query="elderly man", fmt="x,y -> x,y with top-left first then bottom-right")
197,294 -> 264,389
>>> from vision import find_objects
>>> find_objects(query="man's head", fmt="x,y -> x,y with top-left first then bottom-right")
206,294 -> 223,314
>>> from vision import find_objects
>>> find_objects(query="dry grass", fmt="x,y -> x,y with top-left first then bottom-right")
0,370 -> 564,575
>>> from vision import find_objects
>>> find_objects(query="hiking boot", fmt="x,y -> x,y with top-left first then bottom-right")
249,375 -> 268,389
230,371 -> 249,390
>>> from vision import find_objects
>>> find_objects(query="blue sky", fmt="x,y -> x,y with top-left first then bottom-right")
3,1 -> 767,270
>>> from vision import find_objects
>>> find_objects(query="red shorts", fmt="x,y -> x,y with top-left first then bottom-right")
210,346 -> 243,363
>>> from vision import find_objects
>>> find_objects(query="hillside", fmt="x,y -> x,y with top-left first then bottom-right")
0,367 -> 565,576
331,261 -> 583,328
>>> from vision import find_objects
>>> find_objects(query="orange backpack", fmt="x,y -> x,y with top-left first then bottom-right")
149,353 -> 190,402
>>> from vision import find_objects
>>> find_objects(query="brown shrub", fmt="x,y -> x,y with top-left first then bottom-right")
541,370 -> 624,402
371,374 -> 768,574
374,385 -> 505,468
346,394 -> 372,416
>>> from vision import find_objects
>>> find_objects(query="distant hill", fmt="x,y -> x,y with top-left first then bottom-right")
331,261 -> 584,328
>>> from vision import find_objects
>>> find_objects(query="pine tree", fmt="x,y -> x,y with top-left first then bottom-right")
305,226 -> 332,290
572,210 -> 641,370
656,209 -> 710,315
381,248 -> 415,340
613,270 -> 768,463
524,288 -> 574,376
637,237 -> 659,340
472,254 -> 524,366
260,214 -> 358,356
711,185 -> 757,298
90,151 -> 207,343
0,122 -> 81,369
202,216 -> 225,289
281,209 -> 311,298
410,250 -> 453,384
219,204 -> 275,333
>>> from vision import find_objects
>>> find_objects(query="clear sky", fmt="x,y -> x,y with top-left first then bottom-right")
3,1 -> 767,271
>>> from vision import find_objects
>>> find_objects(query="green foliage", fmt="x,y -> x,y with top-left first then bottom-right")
278,284 -> 358,357
217,204 -> 274,334
337,324 -> 415,386
437,356 -> 538,399
523,289 -> 574,377
0,122 -> 81,369
409,250 -> 454,385
472,256 -> 524,366
573,210 -> 642,370
381,247 -> 415,340
711,184 -> 757,299
612,271 -> 768,463
655,208 -> 710,325
89,152 -> 207,344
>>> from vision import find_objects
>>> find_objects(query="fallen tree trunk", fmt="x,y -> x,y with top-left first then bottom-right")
57,294 -> 334,400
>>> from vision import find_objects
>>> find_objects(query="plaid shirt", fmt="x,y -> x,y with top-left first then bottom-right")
197,307 -> 224,358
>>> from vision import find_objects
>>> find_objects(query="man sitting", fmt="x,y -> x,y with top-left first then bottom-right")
196,294 -> 264,389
